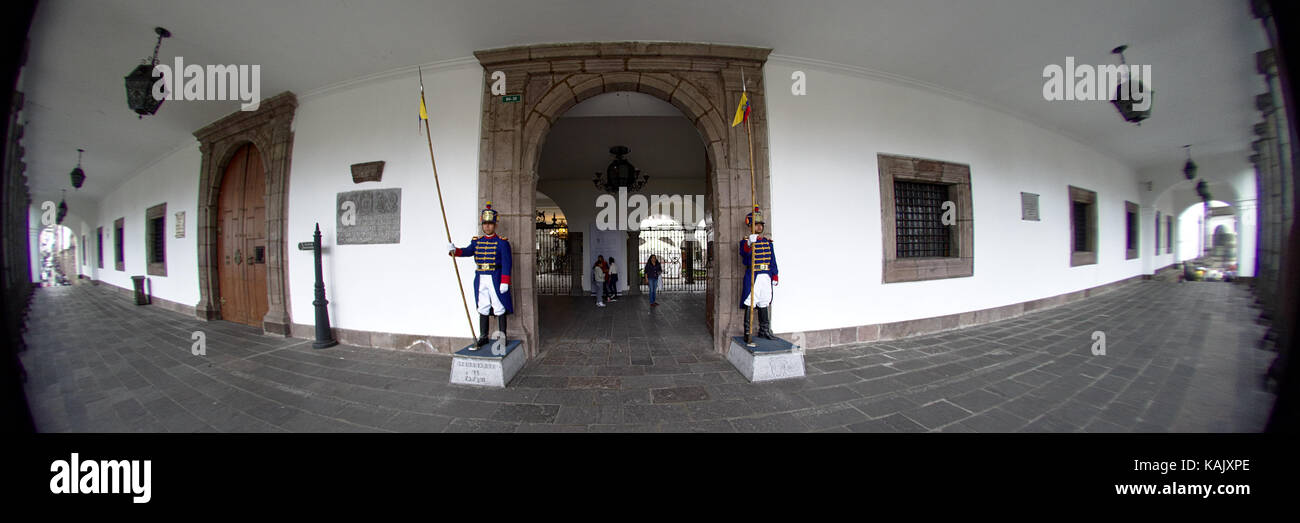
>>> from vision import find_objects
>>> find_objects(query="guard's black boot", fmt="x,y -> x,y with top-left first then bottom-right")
474,313 -> 490,348
758,307 -> 775,340
743,308 -> 754,345
497,314 -> 507,340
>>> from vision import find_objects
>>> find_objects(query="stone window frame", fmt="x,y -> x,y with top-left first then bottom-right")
878,153 -> 974,283
113,217 -> 125,271
146,202 -> 167,276
1165,215 -> 1173,254
1124,200 -> 1139,260
1068,186 -> 1097,266
96,226 -> 103,269
1155,210 -> 1161,256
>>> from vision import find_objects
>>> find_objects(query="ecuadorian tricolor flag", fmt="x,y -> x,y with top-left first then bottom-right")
731,91 -> 750,127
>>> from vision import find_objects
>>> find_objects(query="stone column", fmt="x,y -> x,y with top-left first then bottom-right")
625,230 -> 639,295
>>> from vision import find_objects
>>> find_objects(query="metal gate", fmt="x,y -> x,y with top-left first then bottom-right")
638,225 -> 708,293
535,223 -> 574,295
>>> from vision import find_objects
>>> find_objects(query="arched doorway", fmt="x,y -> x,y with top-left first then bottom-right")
474,42 -> 774,356
193,92 -> 296,335
533,91 -> 713,350
215,143 -> 269,327
37,224 -> 78,286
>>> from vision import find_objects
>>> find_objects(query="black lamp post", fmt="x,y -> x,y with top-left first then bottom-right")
69,149 -> 85,189
1182,145 -> 1197,180
310,223 -> 338,349
1110,45 -> 1152,125
124,27 -> 171,118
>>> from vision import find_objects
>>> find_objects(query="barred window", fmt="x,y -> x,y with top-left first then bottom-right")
1159,210 -> 1170,254
96,227 -> 103,269
149,216 -> 165,263
114,217 -> 125,272
146,203 -> 167,276
1124,201 -> 1138,260
1166,215 -> 1173,253
878,154 -> 973,283
894,180 -> 951,258
1068,185 -> 1097,267
1072,201 -> 1091,252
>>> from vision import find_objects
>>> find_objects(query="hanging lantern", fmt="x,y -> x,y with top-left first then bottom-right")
1110,45 -> 1152,125
57,190 -> 68,224
592,145 -> 649,193
70,148 -> 86,189
124,27 -> 171,118
1182,145 -> 1197,180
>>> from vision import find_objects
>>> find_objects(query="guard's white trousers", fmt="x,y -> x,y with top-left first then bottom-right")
477,277 -> 505,315
743,273 -> 774,308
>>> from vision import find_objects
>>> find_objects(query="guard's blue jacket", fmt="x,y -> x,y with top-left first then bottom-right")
738,236 -> 778,308
453,233 -> 513,314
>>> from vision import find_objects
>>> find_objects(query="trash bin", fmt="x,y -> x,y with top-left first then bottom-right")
130,275 -> 150,305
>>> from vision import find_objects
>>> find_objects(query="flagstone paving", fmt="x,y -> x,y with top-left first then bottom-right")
19,280 -> 1276,432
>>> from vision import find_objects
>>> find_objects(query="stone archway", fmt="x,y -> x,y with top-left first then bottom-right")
193,92 -> 297,336
473,42 -> 773,355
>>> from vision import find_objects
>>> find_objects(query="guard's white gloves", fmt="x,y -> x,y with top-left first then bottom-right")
447,242 -> 456,254
773,280 -> 779,286
500,283 -> 509,294
748,234 -> 758,244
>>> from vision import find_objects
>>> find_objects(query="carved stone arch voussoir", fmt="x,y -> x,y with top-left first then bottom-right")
474,43 -> 773,355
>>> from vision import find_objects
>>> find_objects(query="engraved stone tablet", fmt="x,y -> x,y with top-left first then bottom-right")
350,161 -> 385,184
450,339 -> 525,388
174,211 -> 186,238
337,188 -> 401,244
1021,192 -> 1040,221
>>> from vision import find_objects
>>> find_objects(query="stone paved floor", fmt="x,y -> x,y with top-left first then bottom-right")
18,280 -> 1276,432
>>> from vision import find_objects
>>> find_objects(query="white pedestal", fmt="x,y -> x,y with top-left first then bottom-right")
727,336 -> 805,382
449,339 -> 525,388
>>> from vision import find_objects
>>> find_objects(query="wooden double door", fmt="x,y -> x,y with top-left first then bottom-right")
217,143 -> 268,327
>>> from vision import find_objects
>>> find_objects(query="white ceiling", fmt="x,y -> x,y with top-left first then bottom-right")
17,0 -> 1270,200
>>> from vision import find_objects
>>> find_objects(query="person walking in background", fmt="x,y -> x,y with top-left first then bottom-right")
607,257 -> 619,302
593,255 -> 607,308
645,254 -> 663,307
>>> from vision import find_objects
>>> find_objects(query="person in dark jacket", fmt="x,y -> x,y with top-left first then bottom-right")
607,257 -> 619,301
645,255 -> 663,306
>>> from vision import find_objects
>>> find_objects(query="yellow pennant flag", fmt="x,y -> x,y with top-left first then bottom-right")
731,91 -> 750,127
419,94 -> 428,120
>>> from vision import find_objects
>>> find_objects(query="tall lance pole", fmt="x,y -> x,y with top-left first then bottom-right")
742,67 -> 759,346
419,67 -> 477,341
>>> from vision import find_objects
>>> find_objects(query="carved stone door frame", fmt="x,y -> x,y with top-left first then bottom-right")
473,42 -> 774,355
193,91 -> 297,336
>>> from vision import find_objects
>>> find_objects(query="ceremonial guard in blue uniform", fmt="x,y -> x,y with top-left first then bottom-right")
448,202 -> 513,349
739,206 -> 778,344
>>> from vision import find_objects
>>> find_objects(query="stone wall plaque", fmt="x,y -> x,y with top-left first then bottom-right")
350,161 -> 385,184
1021,192 -> 1040,221
337,188 -> 401,245
174,211 -> 186,238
